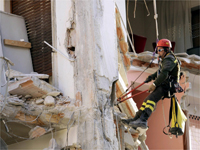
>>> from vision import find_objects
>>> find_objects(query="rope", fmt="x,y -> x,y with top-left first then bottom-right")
153,0 -> 159,39
162,100 -> 173,139
133,0 -> 137,18
144,0 -> 150,16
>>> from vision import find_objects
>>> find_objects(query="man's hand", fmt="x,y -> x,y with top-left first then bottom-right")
144,76 -> 152,83
148,83 -> 156,93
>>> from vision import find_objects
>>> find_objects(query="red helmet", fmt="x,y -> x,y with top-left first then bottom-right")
157,39 -> 172,48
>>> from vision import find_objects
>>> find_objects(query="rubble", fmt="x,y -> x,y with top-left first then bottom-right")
8,76 -> 59,98
36,99 -> 44,105
44,96 -> 55,106
29,126 -> 47,139
7,96 -> 24,106
0,73 -> 82,146
47,91 -> 61,97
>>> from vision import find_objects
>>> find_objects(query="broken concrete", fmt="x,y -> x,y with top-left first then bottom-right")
29,126 -> 47,139
44,96 -> 55,106
8,76 -> 59,98
36,98 -> 44,105
47,91 -> 61,97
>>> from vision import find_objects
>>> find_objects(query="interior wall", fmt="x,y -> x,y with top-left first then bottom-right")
8,126 -> 78,149
127,0 -> 200,52
0,0 -> 4,11
127,2 -> 145,37
0,0 -> 11,12
191,0 -> 200,8
5,0 -> 11,13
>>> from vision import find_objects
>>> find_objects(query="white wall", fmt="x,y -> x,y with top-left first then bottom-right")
8,126 -> 78,149
0,0 -> 5,11
51,0 -> 75,98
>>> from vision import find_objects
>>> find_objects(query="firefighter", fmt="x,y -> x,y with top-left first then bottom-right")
122,39 -> 182,129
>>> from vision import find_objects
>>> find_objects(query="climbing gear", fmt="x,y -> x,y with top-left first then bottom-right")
157,39 -> 172,48
144,76 -> 153,83
163,95 -> 187,138
117,82 -> 148,104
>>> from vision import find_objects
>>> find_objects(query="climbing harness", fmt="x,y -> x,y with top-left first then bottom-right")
163,95 -> 187,138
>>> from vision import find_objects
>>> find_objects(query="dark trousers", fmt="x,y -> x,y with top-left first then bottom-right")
139,85 -> 168,118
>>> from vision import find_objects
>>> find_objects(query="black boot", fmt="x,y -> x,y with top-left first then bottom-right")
121,110 -> 142,125
129,110 -> 150,129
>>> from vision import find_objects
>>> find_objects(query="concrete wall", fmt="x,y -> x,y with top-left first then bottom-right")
51,0 -> 75,98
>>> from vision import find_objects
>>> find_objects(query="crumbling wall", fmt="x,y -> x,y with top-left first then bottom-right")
74,0 -> 119,149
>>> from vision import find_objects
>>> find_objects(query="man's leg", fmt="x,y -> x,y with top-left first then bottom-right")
122,97 -> 149,125
121,110 -> 142,125
129,86 -> 165,129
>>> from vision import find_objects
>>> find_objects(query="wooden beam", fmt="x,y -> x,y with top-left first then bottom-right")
4,39 -> 31,48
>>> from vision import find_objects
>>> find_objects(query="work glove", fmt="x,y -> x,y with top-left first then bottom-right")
148,83 -> 156,93
144,76 -> 153,83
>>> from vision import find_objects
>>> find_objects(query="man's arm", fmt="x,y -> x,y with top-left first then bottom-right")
145,71 -> 157,83
153,57 -> 176,87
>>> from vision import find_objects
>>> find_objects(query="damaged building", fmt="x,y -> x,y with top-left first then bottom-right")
0,0 -> 200,150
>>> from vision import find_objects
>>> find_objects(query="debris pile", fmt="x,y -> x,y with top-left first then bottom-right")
0,70 -> 80,140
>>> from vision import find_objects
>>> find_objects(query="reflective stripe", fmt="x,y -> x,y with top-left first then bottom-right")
147,100 -> 155,106
140,107 -> 145,111
174,59 -> 177,63
141,102 -> 146,107
140,102 -> 146,111
145,105 -> 154,112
